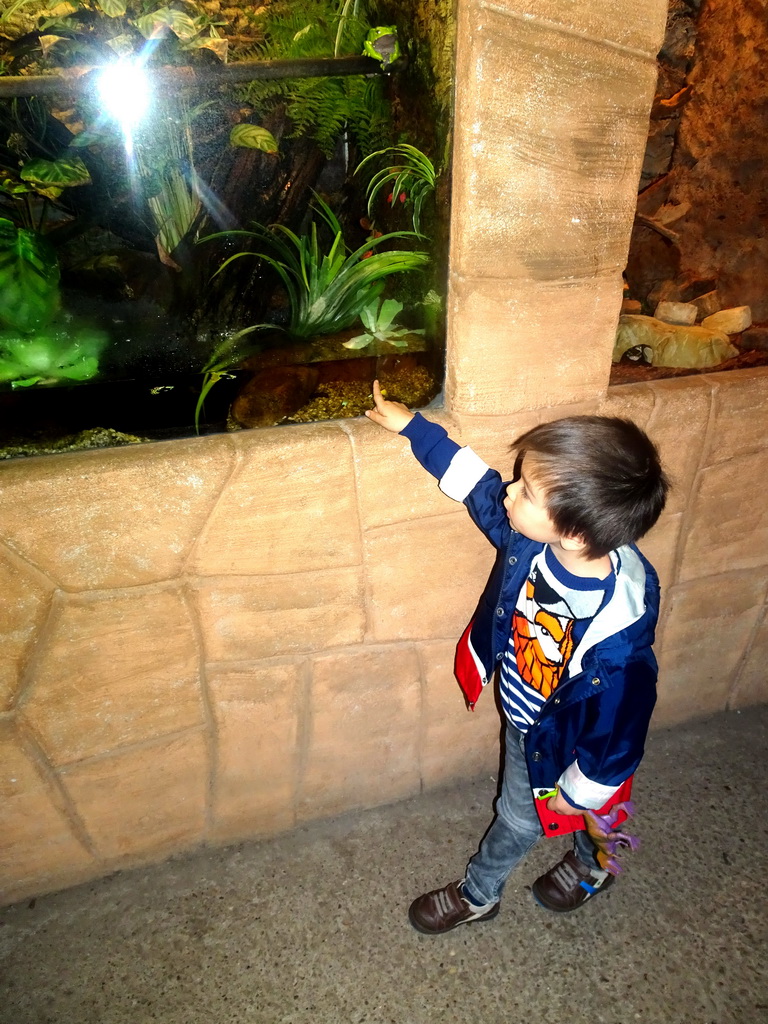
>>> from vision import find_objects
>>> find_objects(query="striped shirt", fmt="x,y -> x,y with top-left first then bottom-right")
500,547 -> 615,732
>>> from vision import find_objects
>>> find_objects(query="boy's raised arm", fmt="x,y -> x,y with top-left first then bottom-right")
365,379 -> 414,434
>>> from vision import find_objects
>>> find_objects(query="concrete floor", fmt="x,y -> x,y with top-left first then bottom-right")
1,707 -> 766,1024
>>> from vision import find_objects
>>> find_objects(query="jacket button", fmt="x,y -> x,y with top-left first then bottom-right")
591,677 -> 600,686
508,556 -> 517,566
496,607 -> 504,617
548,823 -> 559,831
531,751 -> 542,762
553,697 -> 561,705
496,652 -> 504,662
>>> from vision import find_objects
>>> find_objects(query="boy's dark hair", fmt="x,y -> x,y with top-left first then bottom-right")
512,415 -> 669,559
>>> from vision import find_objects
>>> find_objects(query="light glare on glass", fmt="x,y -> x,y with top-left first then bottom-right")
97,62 -> 150,127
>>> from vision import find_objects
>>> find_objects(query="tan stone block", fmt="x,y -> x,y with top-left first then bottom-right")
191,422 -> 361,576
420,640 -> 501,790
0,546 -> 54,712
208,663 -> 300,841
451,8 -> 658,281
366,513 -> 491,642
644,376 -> 713,515
60,731 -> 208,861
299,647 -> 421,819
678,451 -> 768,583
346,412 -> 547,533
597,383 -> 655,430
343,414 -> 462,530
453,412 -> 544,471
703,368 -> 768,466
0,435 -> 235,590
637,513 -> 683,595
730,606 -> 768,709
22,588 -> 204,765
654,575 -> 766,727
469,0 -> 667,55
0,721 -> 95,905
445,275 -> 620,415
195,568 -> 364,662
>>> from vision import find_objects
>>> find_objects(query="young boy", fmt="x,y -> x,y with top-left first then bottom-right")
365,381 -> 669,934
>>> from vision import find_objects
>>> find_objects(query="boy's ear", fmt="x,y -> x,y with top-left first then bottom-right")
559,532 -> 588,553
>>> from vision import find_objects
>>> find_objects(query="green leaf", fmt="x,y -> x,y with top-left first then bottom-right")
0,179 -> 33,196
105,32 -> 137,57
376,298 -> 403,332
0,322 -> 106,386
135,7 -> 200,40
97,0 -> 126,17
342,333 -> 373,350
360,303 -> 377,334
38,34 -> 65,57
191,36 -> 228,61
0,221 -> 60,333
21,155 -> 91,188
68,126 -> 115,148
230,124 -> 279,155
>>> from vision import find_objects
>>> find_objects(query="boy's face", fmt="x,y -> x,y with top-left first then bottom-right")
503,455 -> 563,546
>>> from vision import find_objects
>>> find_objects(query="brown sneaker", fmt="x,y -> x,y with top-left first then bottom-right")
531,851 -> 615,912
408,879 -> 500,934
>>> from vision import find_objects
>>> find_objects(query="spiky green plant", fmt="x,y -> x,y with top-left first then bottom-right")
342,297 -> 423,349
202,193 -> 429,339
356,143 -> 436,234
194,192 -> 429,430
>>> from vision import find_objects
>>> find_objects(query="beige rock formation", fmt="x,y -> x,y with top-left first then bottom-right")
614,314 -> 737,368
702,306 -> 753,336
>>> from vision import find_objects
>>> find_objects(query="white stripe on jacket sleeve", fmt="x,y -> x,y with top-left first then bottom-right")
438,447 -> 491,501
557,760 -> 621,810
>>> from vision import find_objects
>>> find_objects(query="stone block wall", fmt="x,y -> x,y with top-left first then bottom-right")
3,365 -> 768,905
5,0 -> 767,904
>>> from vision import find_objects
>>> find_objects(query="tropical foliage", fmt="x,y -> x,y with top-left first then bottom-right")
0,322 -> 106,386
0,216 -> 105,386
237,0 -> 391,157
356,143 -> 436,234
0,215 -> 60,331
0,0 -> 228,70
202,193 -> 429,340
342,297 -> 423,350
194,192 -> 429,429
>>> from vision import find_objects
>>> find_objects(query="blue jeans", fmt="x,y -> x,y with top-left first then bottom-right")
464,722 -> 600,906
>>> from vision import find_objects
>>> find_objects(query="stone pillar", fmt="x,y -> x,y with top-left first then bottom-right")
446,0 -> 669,415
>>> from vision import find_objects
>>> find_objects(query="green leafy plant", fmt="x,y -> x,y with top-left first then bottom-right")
0,215 -> 105,386
238,0 -> 391,158
0,216 -> 60,332
356,143 -> 436,234
203,192 -> 429,339
2,0 -> 229,69
0,0 -> 233,264
0,322 -> 107,387
195,192 -> 429,430
342,297 -> 423,349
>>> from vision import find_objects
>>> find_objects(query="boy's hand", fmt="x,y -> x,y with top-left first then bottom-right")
365,379 -> 414,434
547,789 -> 584,816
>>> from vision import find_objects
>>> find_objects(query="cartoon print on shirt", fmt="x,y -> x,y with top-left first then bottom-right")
513,567 -> 581,700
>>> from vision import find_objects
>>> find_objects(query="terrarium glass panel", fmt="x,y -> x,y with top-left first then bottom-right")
0,0 -> 453,457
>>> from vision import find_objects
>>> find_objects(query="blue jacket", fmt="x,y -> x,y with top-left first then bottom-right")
401,413 -> 659,824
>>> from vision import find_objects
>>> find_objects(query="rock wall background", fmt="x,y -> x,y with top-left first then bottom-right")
629,0 -> 768,319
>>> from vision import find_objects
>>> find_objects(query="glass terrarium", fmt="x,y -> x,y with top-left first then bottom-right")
0,0 -> 453,457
